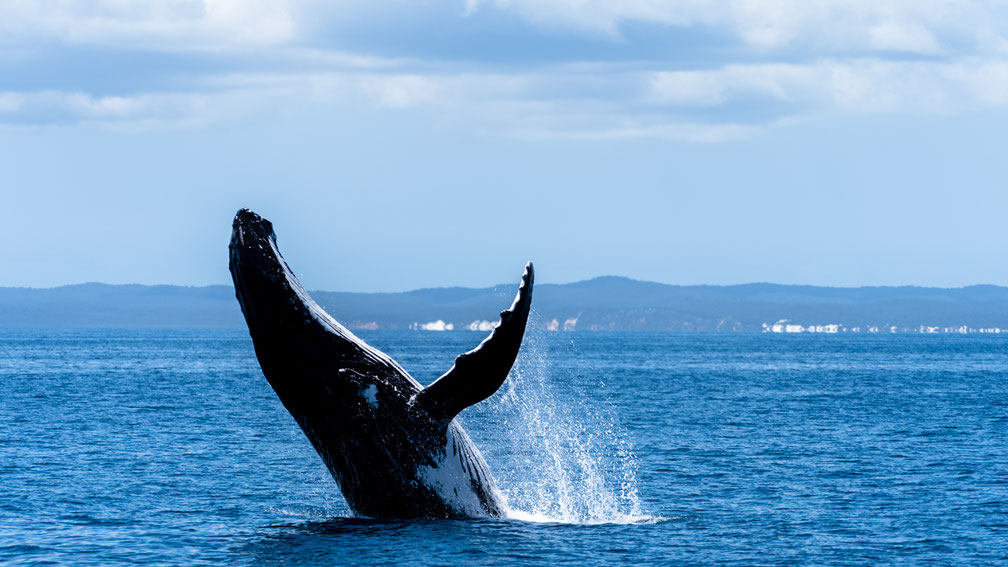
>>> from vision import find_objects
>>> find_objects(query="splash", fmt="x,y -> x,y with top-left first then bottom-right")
476,321 -> 650,525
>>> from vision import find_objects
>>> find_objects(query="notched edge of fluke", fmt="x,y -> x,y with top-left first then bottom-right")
413,262 -> 534,423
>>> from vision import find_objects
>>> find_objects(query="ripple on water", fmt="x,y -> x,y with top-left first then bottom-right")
2,330 -> 1008,565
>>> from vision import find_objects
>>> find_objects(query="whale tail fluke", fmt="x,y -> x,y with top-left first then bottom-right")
414,262 -> 534,422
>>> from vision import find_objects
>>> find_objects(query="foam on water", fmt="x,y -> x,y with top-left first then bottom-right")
478,323 -> 652,525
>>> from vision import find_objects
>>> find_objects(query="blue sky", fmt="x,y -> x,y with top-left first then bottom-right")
2,1 -> 1007,291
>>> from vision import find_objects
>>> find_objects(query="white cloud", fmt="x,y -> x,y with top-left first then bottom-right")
0,0 -> 298,49
5,57 -> 1008,137
946,61 -> 1008,106
0,88 -> 277,129
647,58 -> 1008,116
470,0 -> 1004,54
358,75 -> 441,108
649,64 -> 811,106
4,0 -> 1002,56
1,1 -> 1008,138
868,22 -> 942,53
0,90 -> 200,120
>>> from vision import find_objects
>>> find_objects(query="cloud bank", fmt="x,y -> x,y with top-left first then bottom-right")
3,0 -> 1008,139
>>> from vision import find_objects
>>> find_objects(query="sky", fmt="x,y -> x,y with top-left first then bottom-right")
2,1 -> 1007,291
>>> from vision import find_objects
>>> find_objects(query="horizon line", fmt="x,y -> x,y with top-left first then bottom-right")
3,276 -> 1007,294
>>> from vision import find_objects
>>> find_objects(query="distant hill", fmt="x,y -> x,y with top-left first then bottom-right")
0,283 -> 240,328
2,278 -> 1008,333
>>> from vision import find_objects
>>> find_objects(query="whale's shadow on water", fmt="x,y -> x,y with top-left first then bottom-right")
241,515 -> 682,566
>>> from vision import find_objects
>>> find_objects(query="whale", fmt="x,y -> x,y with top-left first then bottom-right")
228,209 -> 533,518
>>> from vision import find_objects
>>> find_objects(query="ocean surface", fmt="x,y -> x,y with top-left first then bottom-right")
1,329 -> 1007,565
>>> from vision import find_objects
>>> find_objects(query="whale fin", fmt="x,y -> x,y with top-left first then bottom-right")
414,262 -> 534,422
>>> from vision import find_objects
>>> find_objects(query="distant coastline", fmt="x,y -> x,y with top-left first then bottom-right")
762,321 -> 1005,335
2,278 -> 1008,333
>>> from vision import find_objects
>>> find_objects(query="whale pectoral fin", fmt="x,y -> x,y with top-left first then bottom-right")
414,262 -> 534,422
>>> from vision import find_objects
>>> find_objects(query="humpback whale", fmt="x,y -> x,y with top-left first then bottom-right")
228,209 -> 533,518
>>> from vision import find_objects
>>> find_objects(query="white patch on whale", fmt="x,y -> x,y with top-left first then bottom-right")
361,384 -> 379,408
416,425 -> 494,517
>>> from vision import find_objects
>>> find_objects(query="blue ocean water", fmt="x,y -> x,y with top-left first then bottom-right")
1,329 -> 1007,565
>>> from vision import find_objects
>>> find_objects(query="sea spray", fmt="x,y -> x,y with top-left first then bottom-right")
471,318 -> 646,524
274,325 -> 647,522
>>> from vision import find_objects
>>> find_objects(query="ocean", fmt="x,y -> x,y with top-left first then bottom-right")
1,329 -> 1006,565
